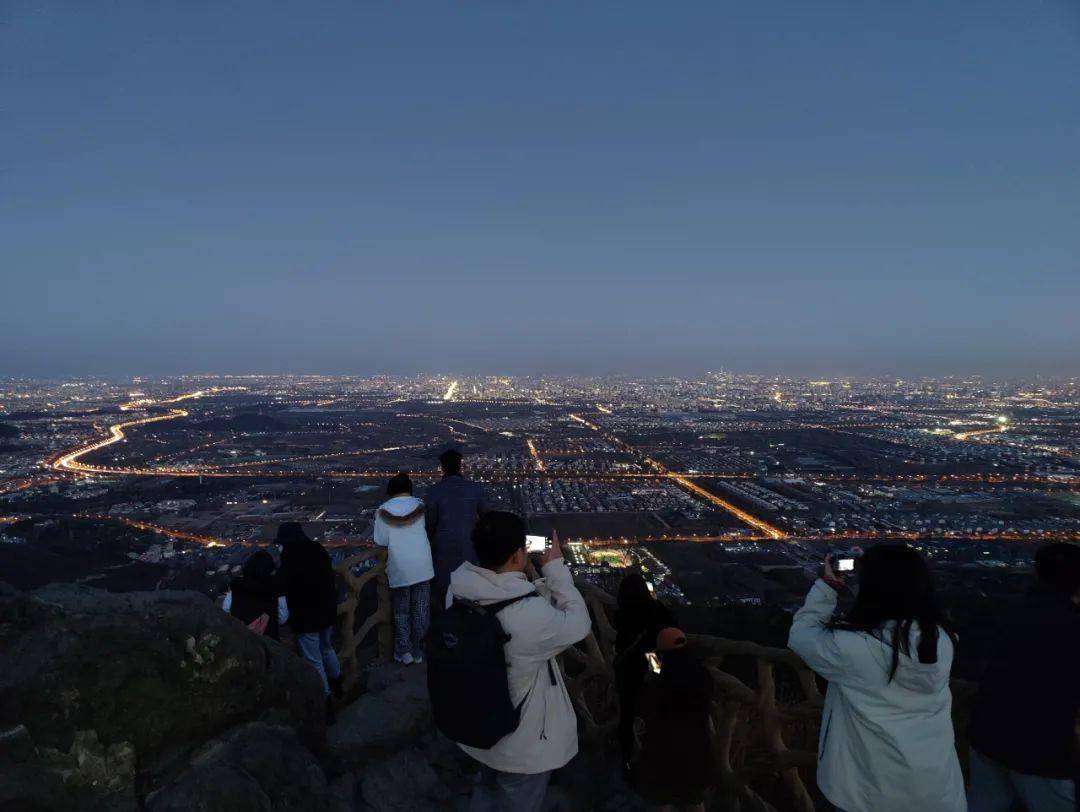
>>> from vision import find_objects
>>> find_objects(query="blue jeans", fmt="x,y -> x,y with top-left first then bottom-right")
469,764 -> 551,812
391,581 -> 431,660
968,748 -> 1076,812
297,626 -> 341,695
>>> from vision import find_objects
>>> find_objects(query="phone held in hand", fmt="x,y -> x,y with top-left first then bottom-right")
835,557 -> 856,573
526,534 -> 550,553
645,581 -> 655,595
645,651 -> 661,675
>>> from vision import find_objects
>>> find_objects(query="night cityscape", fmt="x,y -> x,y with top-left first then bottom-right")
3,1 -> 1079,809
3,373 -> 1076,677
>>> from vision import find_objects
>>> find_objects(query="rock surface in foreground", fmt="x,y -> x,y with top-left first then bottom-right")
0,581 -> 325,809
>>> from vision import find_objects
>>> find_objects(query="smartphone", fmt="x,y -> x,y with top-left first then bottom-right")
645,581 -> 655,595
526,534 -> 549,553
645,651 -> 661,675
835,557 -> 856,573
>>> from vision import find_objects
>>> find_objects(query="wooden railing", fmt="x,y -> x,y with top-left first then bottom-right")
330,564 -> 974,810
334,546 -> 392,690
562,581 -> 976,812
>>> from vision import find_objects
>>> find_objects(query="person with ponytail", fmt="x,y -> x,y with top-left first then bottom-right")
787,544 -> 965,812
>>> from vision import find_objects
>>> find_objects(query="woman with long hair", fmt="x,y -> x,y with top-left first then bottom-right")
787,544 -> 965,812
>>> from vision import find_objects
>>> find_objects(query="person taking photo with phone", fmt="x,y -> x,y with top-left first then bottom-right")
434,513 -> 591,812
631,627 -> 719,812
613,573 -> 675,770
787,544 -> 965,812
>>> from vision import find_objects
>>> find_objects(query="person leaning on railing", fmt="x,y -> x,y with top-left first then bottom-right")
373,472 -> 435,666
787,545 -> 965,812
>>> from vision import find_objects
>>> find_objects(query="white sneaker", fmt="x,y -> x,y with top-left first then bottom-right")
394,653 -> 414,665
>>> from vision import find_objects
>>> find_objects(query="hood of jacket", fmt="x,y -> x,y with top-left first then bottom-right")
377,495 -> 424,526
447,561 -> 536,605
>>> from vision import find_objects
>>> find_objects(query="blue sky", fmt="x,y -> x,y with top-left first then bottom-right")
2,1 -> 1078,377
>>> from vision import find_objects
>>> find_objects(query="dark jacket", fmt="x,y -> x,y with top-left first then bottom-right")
635,652 -> 719,805
614,598 -> 676,759
614,599 -> 675,684
424,475 -> 489,597
277,538 -> 337,634
228,577 -> 281,640
969,583 -> 1080,778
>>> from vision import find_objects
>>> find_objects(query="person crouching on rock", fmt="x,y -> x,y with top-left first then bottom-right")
275,522 -> 343,715
222,549 -> 289,639
373,472 -> 434,665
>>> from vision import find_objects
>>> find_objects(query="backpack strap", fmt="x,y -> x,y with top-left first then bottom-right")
483,591 -> 539,615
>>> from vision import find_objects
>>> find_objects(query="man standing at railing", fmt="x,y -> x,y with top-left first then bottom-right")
425,448 -> 490,610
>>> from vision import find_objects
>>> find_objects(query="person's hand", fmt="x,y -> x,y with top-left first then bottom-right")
539,528 -> 563,568
822,554 -> 847,593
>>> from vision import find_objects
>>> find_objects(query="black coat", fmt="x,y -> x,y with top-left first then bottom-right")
969,583 -> 1080,779
635,654 -> 719,804
228,577 -> 281,640
614,600 -> 675,686
277,538 -> 338,634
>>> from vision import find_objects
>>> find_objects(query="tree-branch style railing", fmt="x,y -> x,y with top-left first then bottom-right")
563,580 -> 976,812
560,582 -> 621,740
334,547 -> 392,690
329,562 -> 976,809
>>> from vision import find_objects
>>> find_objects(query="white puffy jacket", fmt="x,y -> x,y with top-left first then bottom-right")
446,558 -> 592,775
788,579 -> 966,812
373,495 -> 434,588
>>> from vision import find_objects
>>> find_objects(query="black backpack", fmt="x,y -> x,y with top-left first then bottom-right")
426,592 -> 537,749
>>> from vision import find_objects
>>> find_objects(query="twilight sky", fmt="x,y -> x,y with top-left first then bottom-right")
2,1 -> 1078,378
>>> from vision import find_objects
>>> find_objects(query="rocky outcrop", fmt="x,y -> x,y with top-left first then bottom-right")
0,581 -> 325,809
146,722 -> 330,812
327,661 -> 432,769
0,580 -> 641,811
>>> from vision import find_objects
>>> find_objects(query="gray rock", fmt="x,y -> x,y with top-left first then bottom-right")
0,723 -> 74,811
328,662 -> 431,769
0,581 -> 325,806
326,772 -> 357,812
147,722 -> 329,811
360,748 -> 452,811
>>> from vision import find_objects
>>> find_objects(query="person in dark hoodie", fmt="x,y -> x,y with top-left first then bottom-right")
373,472 -> 434,664
424,448 -> 489,609
276,522 -> 342,708
967,542 -> 1080,812
223,550 -> 289,639
613,573 -> 675,769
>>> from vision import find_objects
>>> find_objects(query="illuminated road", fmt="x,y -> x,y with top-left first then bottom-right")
79,514 -> 232,547
569,413 -> 788,539
119,386 -> 243,412
53,409 -> 191,473
955,425 -> 1007,441
443,380 -> 459,401
526,438 -> 546,472
668,475 -> 787,539
0,476 -> 61,496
